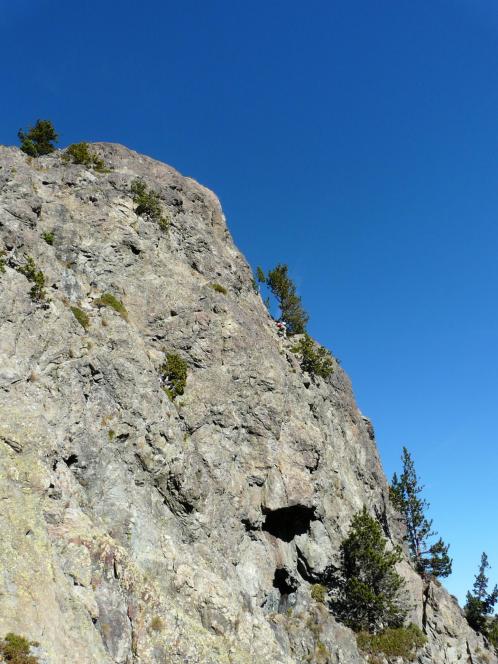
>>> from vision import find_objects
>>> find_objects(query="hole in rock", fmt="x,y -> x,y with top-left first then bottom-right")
262,505 -> 316,542
241,518 -> 257,532
63,454 -> 78,467
273,568 -> 298,612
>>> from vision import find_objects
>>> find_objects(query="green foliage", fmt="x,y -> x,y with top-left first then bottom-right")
331,507 -> 407,632
356,624 -> 427,659
42,231 -> 54,245
150,616 -> 164,632
161,352 -> 188,400
311,583 -> 327,603
71,306 -> 90,330
130,179 -> 169,230
0,250 -> 5,274
18,119 -> 58,157
314,640 -> 330,663
424,538 -> 453,578
292,334 -> 334,379
265,264 -> 309,334
256,266 -> 266,283
94,293 -> 128,320
465,553 -> 498,636
390,448 -> 452,578
489,617 -> 498,648
63,142 -> 108,172
210,283 -> 227,294
17,257 -> 46,301
0,632 -> 39,663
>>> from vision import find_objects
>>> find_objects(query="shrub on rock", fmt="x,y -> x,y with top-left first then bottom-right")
18,119 -> 58,157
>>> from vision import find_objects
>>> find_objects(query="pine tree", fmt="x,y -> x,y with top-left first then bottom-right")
489,617 -> 498,648
465,552 -> 498,635
265,264 -> 309,334
331,507 -> 407,632
18,119 -> 58,157
390,447 -> 452,578
291,333 -> 334,379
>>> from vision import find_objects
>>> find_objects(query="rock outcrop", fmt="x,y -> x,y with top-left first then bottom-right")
0,143 -> 495,663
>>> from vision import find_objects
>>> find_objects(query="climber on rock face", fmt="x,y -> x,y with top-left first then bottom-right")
276,320 -> 287,337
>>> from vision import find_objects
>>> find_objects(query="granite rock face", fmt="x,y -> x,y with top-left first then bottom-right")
0,143 -> 495,663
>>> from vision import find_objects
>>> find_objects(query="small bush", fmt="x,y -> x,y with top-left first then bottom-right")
0,250 -> 6,274
63,142 -> 108,172
71,306 -> 90,330
292,334 -> 334,379
311,584 -> 327,603
94,293 -> 128,320
356,624 -> 427,659
0,632 -> 39,663
130,179 -> 168,230
18,119 -> 58,157
210,283 -> 227,295
42,231 -> 54,245
161,352 -> 187,400
150,616 -> 164,632
17,257 -> 46,302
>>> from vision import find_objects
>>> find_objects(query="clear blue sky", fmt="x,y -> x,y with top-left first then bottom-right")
2,0 -> 497,605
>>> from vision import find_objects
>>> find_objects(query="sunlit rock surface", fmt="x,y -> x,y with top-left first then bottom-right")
0,144 -> 495,663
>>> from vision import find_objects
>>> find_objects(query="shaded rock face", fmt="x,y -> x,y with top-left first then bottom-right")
0,143 -> 494,664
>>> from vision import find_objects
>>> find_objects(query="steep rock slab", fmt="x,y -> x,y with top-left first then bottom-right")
0,143 -> 495,663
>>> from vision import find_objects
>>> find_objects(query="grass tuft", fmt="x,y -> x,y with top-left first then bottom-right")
0,632 -> 39,663
71,306 -> 90,330
42,231 -> 54,245
209,283 -> 227,294
94,293 -> 128,320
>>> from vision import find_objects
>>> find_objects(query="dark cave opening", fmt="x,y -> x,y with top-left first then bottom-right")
273,568 -> 298,613
273,568 -> 298,595
262,505 -> 316,542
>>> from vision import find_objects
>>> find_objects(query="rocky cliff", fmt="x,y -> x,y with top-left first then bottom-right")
0,143 -> 495,664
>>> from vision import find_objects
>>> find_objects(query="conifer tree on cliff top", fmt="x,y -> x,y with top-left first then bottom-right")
390,447 -> 452,578
263,264 -> 309,335
18,119 -> 58,157
465,552 -> 498,636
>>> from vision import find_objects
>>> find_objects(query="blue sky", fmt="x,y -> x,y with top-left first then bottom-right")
1,0 -> 497,604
